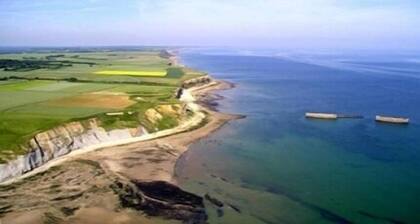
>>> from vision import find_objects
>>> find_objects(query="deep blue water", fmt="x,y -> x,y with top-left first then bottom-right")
176,50 -> 420,224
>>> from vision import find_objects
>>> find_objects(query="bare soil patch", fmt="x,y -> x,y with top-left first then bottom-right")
46,93 -> 136,109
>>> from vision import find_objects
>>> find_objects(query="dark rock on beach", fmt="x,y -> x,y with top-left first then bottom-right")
227,203 -> 241,213
112,180 -> 208,224
217,208 -> 224,217
204,193 -> 224,207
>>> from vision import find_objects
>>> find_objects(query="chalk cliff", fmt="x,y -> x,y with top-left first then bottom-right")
0,119 -> 147,182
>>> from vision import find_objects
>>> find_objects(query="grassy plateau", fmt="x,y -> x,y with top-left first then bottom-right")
0,48 -> 205,162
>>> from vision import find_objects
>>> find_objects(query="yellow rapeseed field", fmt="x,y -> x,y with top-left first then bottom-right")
95,70 -> 167,77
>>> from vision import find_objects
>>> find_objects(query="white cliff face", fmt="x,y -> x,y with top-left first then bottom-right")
0,119 -> 147,183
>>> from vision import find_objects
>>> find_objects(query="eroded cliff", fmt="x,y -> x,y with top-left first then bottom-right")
0,76 -> 212,183
0,118 -> 147,183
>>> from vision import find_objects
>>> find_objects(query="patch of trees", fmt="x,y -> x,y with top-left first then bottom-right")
45,54 -> 65,60
66,77 -> 79,82
0,59 -> 96,72
3,75 -> 176,87
166,67 -> 185,78
22,56 -> 38,60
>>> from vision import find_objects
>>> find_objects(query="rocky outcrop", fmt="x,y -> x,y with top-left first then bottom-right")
111,180 -> 207,224
145,104 -> 185,129
145,108 -> 164,124
182,75 -> 211,89
156,104 -> 183,117
0,119 -> 147,183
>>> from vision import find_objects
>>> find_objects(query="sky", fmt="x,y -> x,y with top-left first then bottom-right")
0,0 -> 420,50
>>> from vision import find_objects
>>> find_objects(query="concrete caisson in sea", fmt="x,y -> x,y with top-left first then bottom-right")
305,112 -> 338,120
375,115 -> 409,124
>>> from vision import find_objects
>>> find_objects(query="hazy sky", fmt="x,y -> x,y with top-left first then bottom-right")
1,0 -> 419,50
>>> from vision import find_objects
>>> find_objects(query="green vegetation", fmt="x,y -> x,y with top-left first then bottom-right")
94,70 -> 167,77
0,51 -> 181,85
166,67 -> 185,78
0,49 -> 205,162
0,58 -> 94,72
157,116 -> 179,130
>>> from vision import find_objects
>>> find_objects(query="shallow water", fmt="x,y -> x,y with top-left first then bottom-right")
176,50 -> 420,224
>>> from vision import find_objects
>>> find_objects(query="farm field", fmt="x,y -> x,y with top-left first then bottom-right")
0,49 -> 204,162
94,70 -> 167,77
0,50 -> 192,85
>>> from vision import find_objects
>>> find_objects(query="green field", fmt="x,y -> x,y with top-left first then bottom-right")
94,70 -> 167,77
0,50 -> 196,85
0,49 -> 205,162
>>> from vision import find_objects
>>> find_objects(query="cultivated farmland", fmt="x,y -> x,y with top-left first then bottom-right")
0,48 -> 204,162
94,70 -> 167,77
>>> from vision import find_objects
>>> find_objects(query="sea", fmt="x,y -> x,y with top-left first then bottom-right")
176,48 -> 420,224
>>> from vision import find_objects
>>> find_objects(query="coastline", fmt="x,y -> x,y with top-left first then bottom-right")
93,53 -> 242,184
85,79 -> 241,184
0,77 -> 241,224
0,79 -> 239,186
2,49 -> 414,224
0,50 -> 245,224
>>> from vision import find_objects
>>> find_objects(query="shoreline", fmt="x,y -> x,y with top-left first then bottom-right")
0,53 -> 243,223
83,79 -> 242,184
0,78 -> 240,186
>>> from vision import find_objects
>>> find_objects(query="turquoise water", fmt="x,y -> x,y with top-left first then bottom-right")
176,50 -> 420,224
